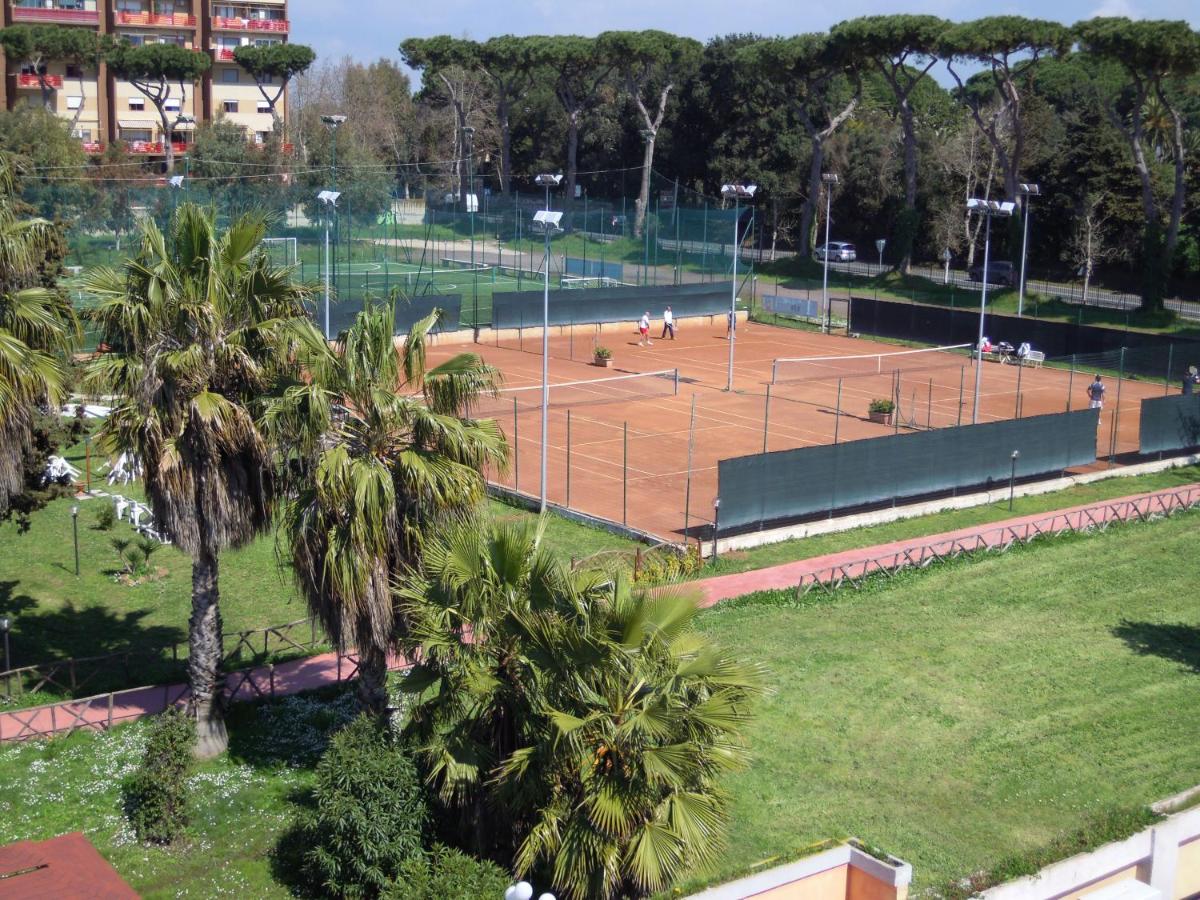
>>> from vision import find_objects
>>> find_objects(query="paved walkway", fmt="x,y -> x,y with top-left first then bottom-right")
692,483 -> 1200,607
3,482 -> 1196,742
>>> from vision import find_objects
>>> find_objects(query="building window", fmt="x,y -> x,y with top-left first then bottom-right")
72,129 -> 92,141
223,100 -> 239,113
256,101 -> 270,114
164,98 -> 181,112
67,96 -> 84,110
221,68 -> 239,84
255,131 -> 270,144
66,64 -> 83,79
128,97 -> 145,110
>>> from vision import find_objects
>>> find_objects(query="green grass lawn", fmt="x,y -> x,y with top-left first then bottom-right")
0,433 -> 635,704
1,509 -> 1196,896
688,508 -> 1200,892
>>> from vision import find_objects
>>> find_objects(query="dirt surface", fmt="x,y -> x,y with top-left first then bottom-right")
427,321 -> 1165,541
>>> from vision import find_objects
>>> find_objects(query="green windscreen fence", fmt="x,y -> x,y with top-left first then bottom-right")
318,293 -> 462,337
1139,394 -> 1200,454
717,409 -> 1099,531
492,282 -> 732,330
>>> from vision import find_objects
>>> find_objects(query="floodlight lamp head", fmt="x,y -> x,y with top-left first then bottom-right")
317,190 -> 341,205
535,173 -> 563,187
994,201 -> 1016,216
461,125 -> 475,137
721,184 -> 757,199
168,175 -> 185,188
320,114 -> 347,128
1012,449 -> 1020,459
821,173 -> 840,185
0,616 -> 10,632
1018,183 -> 1041,196
966,198 -> 986,211
533,210 -> 563,232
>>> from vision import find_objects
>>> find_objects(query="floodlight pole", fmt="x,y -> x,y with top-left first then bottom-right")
542,180 -> 551,513
973,211 -> 994,425
323,214 -> 331,340
728,193 -> 739,392
821,174 -> 838,333
1017,184 -> 1040,318
534,175 -> 562,513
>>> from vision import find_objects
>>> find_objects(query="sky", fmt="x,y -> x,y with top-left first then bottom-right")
289,0 -> 1200,71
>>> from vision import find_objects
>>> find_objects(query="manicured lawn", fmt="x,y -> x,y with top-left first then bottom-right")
696,463 -> 1200,579
689,508 -> 1200,891
0,442 -> 635,702
2,509 -> 1196,896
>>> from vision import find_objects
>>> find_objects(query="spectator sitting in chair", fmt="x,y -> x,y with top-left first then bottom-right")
1184,365 -> 1199,396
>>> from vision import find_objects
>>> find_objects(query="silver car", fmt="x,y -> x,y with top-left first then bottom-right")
815,241 -> 857,262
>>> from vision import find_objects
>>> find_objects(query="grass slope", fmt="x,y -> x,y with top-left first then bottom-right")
692,510 -> 1200,890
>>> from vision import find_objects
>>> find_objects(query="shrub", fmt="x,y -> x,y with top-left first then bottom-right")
593,345 -> 612,359
302,714 -> 429,899
868,398 -> 895,414
634,544 -> 704,583
95,505 -> 116,530
123,706 -> 195,844
384,846 -> 511,900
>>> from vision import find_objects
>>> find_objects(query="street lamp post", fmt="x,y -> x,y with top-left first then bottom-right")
317,191 -> 342,340
534,174 -> 564,514
966,198 -> 1016,424
720,183 -> 757,392
820,173 -> 839,333
711,497 -> 721,564
71,505 -> 80,577
1017,183 -> 1041,318
1,616 -> 11,671
1009,449 -> 1020,511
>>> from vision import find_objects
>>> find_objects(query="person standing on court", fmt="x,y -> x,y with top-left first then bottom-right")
661,305 -> 675,340
1183,365 -> 1198,395
1087,374 -> 1105,423
639,311 -> 653,347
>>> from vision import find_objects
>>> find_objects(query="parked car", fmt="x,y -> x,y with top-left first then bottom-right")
815,241 -> 857,262
968,259 -> 1017,286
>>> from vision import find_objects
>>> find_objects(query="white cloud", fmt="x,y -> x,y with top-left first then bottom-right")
1088,0 -> 1140,17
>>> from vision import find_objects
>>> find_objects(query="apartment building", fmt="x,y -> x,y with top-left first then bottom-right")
0,0 -> 289,157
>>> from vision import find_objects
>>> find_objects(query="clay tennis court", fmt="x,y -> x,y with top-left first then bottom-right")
426,319 -> 1167,542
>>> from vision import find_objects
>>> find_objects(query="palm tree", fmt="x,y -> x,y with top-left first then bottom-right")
83,204 -> 312,758
396,516 -> 766,900
262,301 -> 507,715
0,151 -> 79,520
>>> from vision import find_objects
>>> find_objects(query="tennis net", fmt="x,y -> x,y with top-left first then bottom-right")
771,343 -> 972,384
472,368 -> 679,418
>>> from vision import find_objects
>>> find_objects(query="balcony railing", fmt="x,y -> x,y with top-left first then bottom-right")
114,10 -> 197,27
212,16 -> 288,32
17,73 -> 65,89
213,47 -> 237,61
125,140 -> 189,155
11,6 -> 100,25
82,141 -> 104,154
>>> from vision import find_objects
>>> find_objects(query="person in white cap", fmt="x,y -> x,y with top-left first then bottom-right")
638,311 -> 652,346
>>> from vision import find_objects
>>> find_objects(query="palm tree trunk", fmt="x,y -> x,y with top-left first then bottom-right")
188,550 -> 228,758
356,643 -> 389,716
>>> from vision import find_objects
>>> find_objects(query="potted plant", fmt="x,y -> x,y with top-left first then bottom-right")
593,346 -> 613,368
868,398 -> 894,425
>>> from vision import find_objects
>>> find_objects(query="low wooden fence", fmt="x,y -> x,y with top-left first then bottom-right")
1,618 -> 325,702
793,485 -> 1200,595
0,652 -> 364,742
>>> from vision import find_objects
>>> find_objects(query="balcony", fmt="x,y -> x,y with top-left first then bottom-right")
113,10 -> 197,27
17,73 -> 65,89
82,141 -> 104,154
213,47 -> 237,61
11,5 -> 100,25
212,17 -> 288,32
